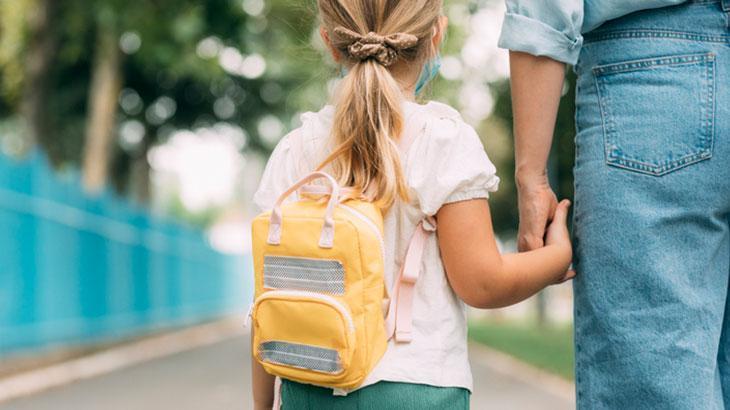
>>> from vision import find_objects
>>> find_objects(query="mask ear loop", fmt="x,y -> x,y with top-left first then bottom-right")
415,23 -> 446,96
414,54 -> 441,95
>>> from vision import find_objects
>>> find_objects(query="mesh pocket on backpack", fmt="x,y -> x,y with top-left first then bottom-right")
263,256 -> 345,294
259,341 -> 342,373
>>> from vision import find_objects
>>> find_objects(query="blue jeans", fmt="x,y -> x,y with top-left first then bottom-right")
573,1 -> 730,408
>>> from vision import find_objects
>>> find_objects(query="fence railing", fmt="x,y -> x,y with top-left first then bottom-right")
0,152 -> 251,356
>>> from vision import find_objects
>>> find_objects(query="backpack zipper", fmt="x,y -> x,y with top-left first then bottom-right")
254,289 -> 355,332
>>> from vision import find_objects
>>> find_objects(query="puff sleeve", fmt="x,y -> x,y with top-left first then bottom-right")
408,119 -> 500,217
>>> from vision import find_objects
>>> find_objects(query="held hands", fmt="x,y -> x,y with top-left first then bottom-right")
517,177 -> 558,251
545,199 -> 574,282
517,176 -> 574,283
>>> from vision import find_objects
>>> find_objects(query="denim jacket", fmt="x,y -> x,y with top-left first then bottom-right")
498,0 -> 688,64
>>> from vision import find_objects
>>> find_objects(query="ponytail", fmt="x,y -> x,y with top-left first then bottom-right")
316,0 -> 443,210
318,59 -> 408,209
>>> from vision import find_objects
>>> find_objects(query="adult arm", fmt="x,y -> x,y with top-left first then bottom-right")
499,1 -> 584,251
509,51 -> 567,252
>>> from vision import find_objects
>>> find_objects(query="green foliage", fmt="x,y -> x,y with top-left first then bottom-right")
0,0 -> 579,230
0,0 -> 33,105
486,79 -> 519,236
0,0 -> 318,156
0,0 -> 332,224
469,319 -> 575,380
553,71 -> 577,201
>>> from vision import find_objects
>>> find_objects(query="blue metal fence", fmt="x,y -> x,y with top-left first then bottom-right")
0,151 -> 251,356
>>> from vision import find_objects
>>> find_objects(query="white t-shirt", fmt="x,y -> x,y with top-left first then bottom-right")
252,100 -> 500,393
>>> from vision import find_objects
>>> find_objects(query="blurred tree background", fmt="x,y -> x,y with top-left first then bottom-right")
0,0 -> 576,237
0,0 -> 578,379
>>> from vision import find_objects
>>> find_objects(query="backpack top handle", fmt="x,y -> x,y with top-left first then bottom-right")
267,171 -> 341,249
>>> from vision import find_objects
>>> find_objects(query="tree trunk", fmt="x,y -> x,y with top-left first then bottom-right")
82,22 -> 122,193
20,0 -> 57,151
131,135 -> 152,204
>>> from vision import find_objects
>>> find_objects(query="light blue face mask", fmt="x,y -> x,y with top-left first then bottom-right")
415,54 -> 442,95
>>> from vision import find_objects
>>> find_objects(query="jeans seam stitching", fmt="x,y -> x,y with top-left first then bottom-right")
593,75 -> 612,168
706,56 -> 716,158
592,52 -> 715,75
584,29 -> 730,44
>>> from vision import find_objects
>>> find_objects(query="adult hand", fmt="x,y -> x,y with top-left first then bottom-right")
517,174 -> 558,252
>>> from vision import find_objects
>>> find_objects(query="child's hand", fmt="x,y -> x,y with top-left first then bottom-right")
545,199 -> 574,282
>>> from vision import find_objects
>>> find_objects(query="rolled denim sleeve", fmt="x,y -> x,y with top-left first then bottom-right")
498,0 -> 585,65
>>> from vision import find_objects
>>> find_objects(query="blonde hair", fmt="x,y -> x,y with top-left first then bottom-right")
316,0 -> 443,209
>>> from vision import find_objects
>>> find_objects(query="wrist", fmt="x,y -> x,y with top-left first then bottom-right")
515,167 -> 549,190
548,242 -> 573,271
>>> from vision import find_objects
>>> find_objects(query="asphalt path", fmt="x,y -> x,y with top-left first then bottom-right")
3,335 -> 573,410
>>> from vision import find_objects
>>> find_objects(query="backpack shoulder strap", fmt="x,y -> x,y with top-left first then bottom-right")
384,216 -> 436,342
383,105 -> 441,343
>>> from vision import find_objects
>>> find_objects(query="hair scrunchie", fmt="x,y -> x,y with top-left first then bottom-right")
333,26 -> 418,67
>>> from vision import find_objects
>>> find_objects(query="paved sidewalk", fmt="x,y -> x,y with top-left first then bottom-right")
1,334 -> 573,410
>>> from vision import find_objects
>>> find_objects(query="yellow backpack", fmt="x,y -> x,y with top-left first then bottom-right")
250,171 -> 432,391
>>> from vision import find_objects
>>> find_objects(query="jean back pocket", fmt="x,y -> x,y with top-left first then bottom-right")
594,52 -> 716,176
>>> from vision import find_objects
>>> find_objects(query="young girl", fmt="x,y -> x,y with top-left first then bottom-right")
251,0 -> 573,408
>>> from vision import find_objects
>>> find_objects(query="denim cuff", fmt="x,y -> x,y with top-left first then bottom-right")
498,13 -> 583,65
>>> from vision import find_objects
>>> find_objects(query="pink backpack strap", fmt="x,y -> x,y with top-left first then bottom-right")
385,216 -> 436,342
383,107 -> 435,342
